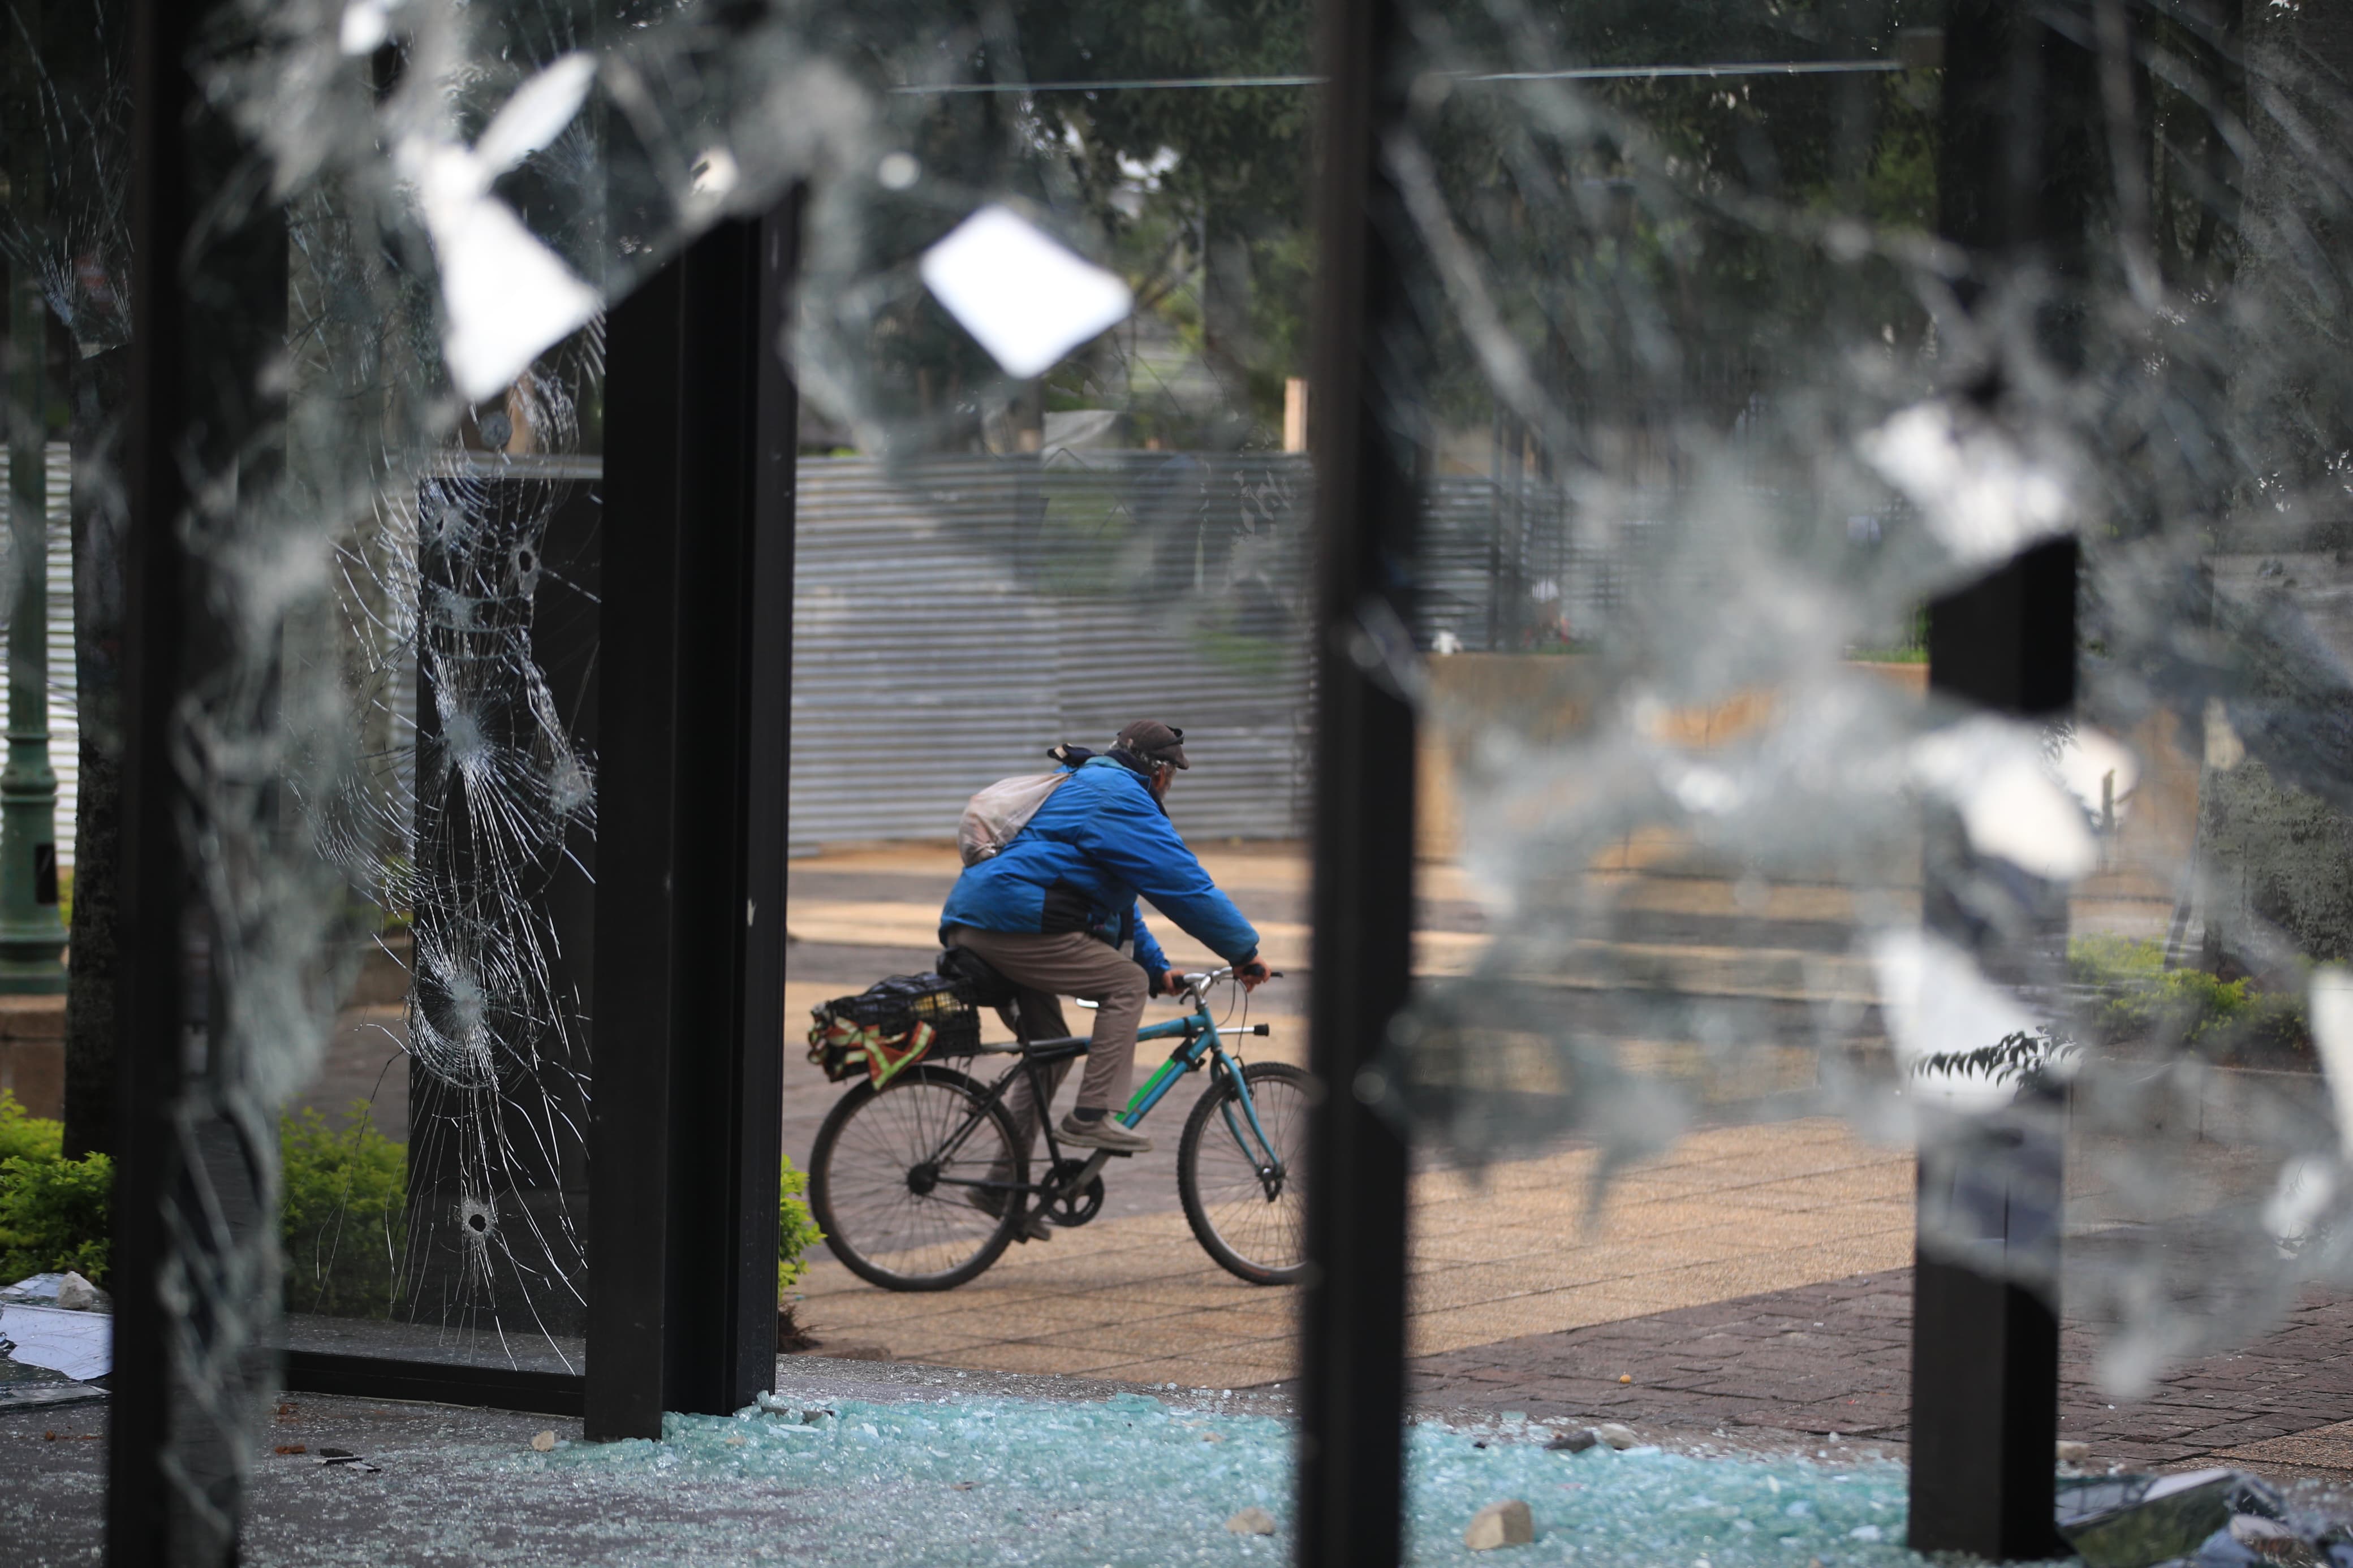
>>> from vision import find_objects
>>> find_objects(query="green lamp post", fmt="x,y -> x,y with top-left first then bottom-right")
0,154 -> 68,994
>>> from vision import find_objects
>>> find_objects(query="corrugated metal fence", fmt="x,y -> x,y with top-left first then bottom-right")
5,440 -> 1586,861
787,452 -> 1644,848
789,452 -> 1317,850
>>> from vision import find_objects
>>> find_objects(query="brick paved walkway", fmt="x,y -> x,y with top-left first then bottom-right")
1403,1266 -> 2353,1475
783,842 -> 2353,1480
791,1117 -> 1919,1388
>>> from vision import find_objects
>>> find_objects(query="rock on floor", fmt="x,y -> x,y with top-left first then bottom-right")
1466,1499 -> 1535,1550
1224,1506 -> 1277,1535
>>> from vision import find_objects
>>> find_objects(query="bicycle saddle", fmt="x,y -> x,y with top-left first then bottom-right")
936,945 -> 1018,1008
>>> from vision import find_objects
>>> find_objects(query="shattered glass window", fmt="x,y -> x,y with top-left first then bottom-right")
1377,0 -> 2353,1406
1,0 -> 1321,1539
13,0 -> 2353,1557
274,20 -> 618,1375
261,0 -> 1321,1380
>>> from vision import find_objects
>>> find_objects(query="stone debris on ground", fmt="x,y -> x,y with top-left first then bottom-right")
1465,1498 -> 1536,1550
531,1430 -> 557,1453
2054,1468 -> 2323,1568
1593,1423 -> 1639,1450
1223,1506 -> 1277,1535
2218,1512 -> 2313,1565
1544,1428 -> 1599,1453
0,1273 -> 68,1306
2057,1440 -> 2092,1463
2,1271 -> 110,1314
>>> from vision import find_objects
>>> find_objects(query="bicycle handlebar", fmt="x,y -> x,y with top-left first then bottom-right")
1178,964 -> 1283,997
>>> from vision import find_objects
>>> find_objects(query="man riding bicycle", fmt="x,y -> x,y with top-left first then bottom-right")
939,719 -> 1273,1172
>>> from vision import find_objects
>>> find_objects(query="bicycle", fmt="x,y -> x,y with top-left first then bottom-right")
807,965 -> 1310,1291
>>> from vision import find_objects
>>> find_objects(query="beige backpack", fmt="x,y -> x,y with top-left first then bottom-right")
958,772 -> 1071,865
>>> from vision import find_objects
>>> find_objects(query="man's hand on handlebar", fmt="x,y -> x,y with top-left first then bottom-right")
1158,962 -> 1278,999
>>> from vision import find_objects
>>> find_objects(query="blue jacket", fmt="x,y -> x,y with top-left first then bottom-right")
940,755 -> 1261,988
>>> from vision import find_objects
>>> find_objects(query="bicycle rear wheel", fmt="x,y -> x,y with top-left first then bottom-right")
809,1064 -> 1025,1291
1178,1061 -> 1312,1285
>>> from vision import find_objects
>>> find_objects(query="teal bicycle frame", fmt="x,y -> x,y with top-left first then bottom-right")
1115,974 -> 1285,1191
957,966 -> 1289,1218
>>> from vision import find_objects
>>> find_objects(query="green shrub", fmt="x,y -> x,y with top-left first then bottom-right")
0,1089 -> 62,1165
0,1090 -> 108,1283
2068,932 -> 2167,984
0,1092 -> 412,1314
0,1091 -> 818,1316
0,1146 -> 111,1286
2067,936 -> 2311,1061
779,1155 -> 824,1295
280,1105 -> 407,1319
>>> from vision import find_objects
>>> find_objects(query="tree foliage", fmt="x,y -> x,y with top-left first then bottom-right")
1912,1028 -> 2080,1092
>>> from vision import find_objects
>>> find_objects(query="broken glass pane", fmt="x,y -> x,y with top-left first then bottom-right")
24,0 -> 2353,1554
1373,0 -> 2353,1399
9,0 -> 1324,1547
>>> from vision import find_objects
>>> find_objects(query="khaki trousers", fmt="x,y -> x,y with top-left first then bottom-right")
945,926 -> 1149,1146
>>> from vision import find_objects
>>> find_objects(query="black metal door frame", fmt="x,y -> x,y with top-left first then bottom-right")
1907,0 -> 2101,1554
1298,0 -> 1418,1559
110,0 -> 286,1559
1299,2 -> 2102,1562
584,196 -> 798,1438
272,205 -> 800,1427
115,18 -> 801,1554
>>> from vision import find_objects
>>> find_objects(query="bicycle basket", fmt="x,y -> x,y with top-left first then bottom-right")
806,973 -> 981,1085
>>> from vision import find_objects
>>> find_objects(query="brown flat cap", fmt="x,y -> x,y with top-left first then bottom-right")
1114,719 -> 1189,769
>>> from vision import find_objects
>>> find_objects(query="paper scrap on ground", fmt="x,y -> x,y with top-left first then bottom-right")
1,1303 -> 114,1381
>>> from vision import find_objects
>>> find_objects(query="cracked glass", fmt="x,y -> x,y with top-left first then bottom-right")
257,1 -> 1318,1376
3,0 -> 1316,1549
1373,0 -> 2353,1406
9,0 -> 2353,1557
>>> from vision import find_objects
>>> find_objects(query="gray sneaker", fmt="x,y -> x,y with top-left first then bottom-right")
1056,1112 -> 1152,1155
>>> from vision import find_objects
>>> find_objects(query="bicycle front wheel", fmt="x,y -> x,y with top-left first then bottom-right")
809,1064 -> 1025,1291
1178,1061 -> 1312,1285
